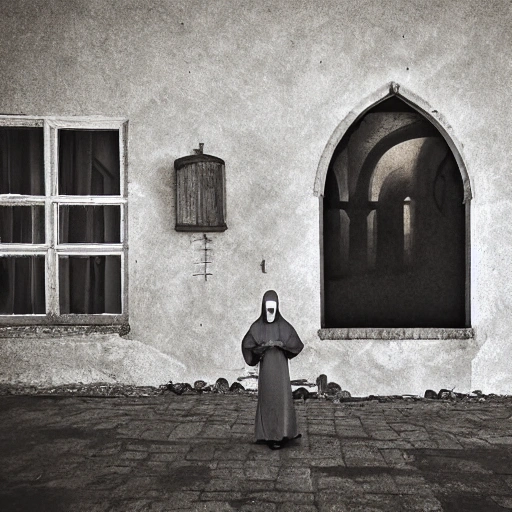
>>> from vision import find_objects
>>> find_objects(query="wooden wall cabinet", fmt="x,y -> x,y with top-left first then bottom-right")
174,153 -> 227,232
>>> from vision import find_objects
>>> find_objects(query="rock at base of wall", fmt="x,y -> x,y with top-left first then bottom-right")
292,387 -> 310,400
316,374 -> 328,394
229,382 -> 245,392
214,378 -> 230,393
325,382 -> 342,395
194,380 -> 207,390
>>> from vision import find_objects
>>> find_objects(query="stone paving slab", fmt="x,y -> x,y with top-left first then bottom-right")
1,394 -> 512,511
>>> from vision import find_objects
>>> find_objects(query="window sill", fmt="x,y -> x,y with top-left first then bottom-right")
0,324 -> 130,339
318,327 -> 474,340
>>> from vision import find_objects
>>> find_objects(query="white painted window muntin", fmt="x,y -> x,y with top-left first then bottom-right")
0,116 -> 128,322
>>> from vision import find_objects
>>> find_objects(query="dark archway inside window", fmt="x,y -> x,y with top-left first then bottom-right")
323,97 -> 467,328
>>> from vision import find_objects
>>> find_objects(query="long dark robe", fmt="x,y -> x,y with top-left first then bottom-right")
242,290 -> 304,442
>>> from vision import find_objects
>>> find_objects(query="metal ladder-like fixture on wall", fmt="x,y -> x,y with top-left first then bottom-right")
193,233 -> 213,281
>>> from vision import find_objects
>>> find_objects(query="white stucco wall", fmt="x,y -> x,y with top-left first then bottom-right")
0,0 -> 511,395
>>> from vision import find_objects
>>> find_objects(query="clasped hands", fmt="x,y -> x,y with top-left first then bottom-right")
254,340 -> 283,355
262,340 -> 283,348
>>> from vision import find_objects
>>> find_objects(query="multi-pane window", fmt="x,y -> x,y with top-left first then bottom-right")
0,117 -> 128,324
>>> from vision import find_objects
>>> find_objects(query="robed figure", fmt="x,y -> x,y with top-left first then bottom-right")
242,290 -> 304,449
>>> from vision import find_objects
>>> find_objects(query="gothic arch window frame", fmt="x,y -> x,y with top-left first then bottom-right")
316,82 -> 473,340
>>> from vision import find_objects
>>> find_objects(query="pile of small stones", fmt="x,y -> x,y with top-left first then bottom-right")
166,378 -> 247,395
0,383 -> 163,397
424,388 -> 490,402
0,379 -> 507,402
290,374 -> 351,401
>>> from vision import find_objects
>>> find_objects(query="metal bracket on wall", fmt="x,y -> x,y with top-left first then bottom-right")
193,233 -> 213,281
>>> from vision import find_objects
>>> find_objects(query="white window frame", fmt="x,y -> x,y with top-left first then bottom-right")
0,116 -> 128,325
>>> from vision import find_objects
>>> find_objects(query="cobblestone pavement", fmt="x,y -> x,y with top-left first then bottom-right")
2,394 -> 512,511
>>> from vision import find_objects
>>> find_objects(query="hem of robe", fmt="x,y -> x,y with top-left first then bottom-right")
255,433 -> 302,444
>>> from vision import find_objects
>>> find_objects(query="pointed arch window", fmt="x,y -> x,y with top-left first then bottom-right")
322,96 -> 468,329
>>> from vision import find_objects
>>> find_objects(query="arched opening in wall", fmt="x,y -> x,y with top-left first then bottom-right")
323,96 -> 467,328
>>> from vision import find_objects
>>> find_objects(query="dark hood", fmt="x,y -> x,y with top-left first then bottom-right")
242,289 -> 304,366
260,289 -> 280,323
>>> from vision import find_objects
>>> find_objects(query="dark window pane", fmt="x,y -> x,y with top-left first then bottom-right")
59,130 -> 120,195
0,206 -> 45,243
59,255 -> 121,314
59,205 -> 120,243
0,256 -> 45,314
0,127 -> 44,195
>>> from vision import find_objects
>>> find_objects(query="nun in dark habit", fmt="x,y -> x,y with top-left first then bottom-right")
242,290 -> 304,450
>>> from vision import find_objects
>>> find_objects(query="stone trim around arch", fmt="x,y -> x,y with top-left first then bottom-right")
313,82 -> 473,203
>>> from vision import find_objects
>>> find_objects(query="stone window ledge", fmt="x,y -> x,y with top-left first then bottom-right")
0,324 -> 130,339
318,327 -> 474,340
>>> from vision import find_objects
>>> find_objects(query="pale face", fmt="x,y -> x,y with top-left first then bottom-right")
265,300 -> 277,323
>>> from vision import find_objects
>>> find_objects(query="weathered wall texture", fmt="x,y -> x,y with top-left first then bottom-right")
0,0 -> 511,395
